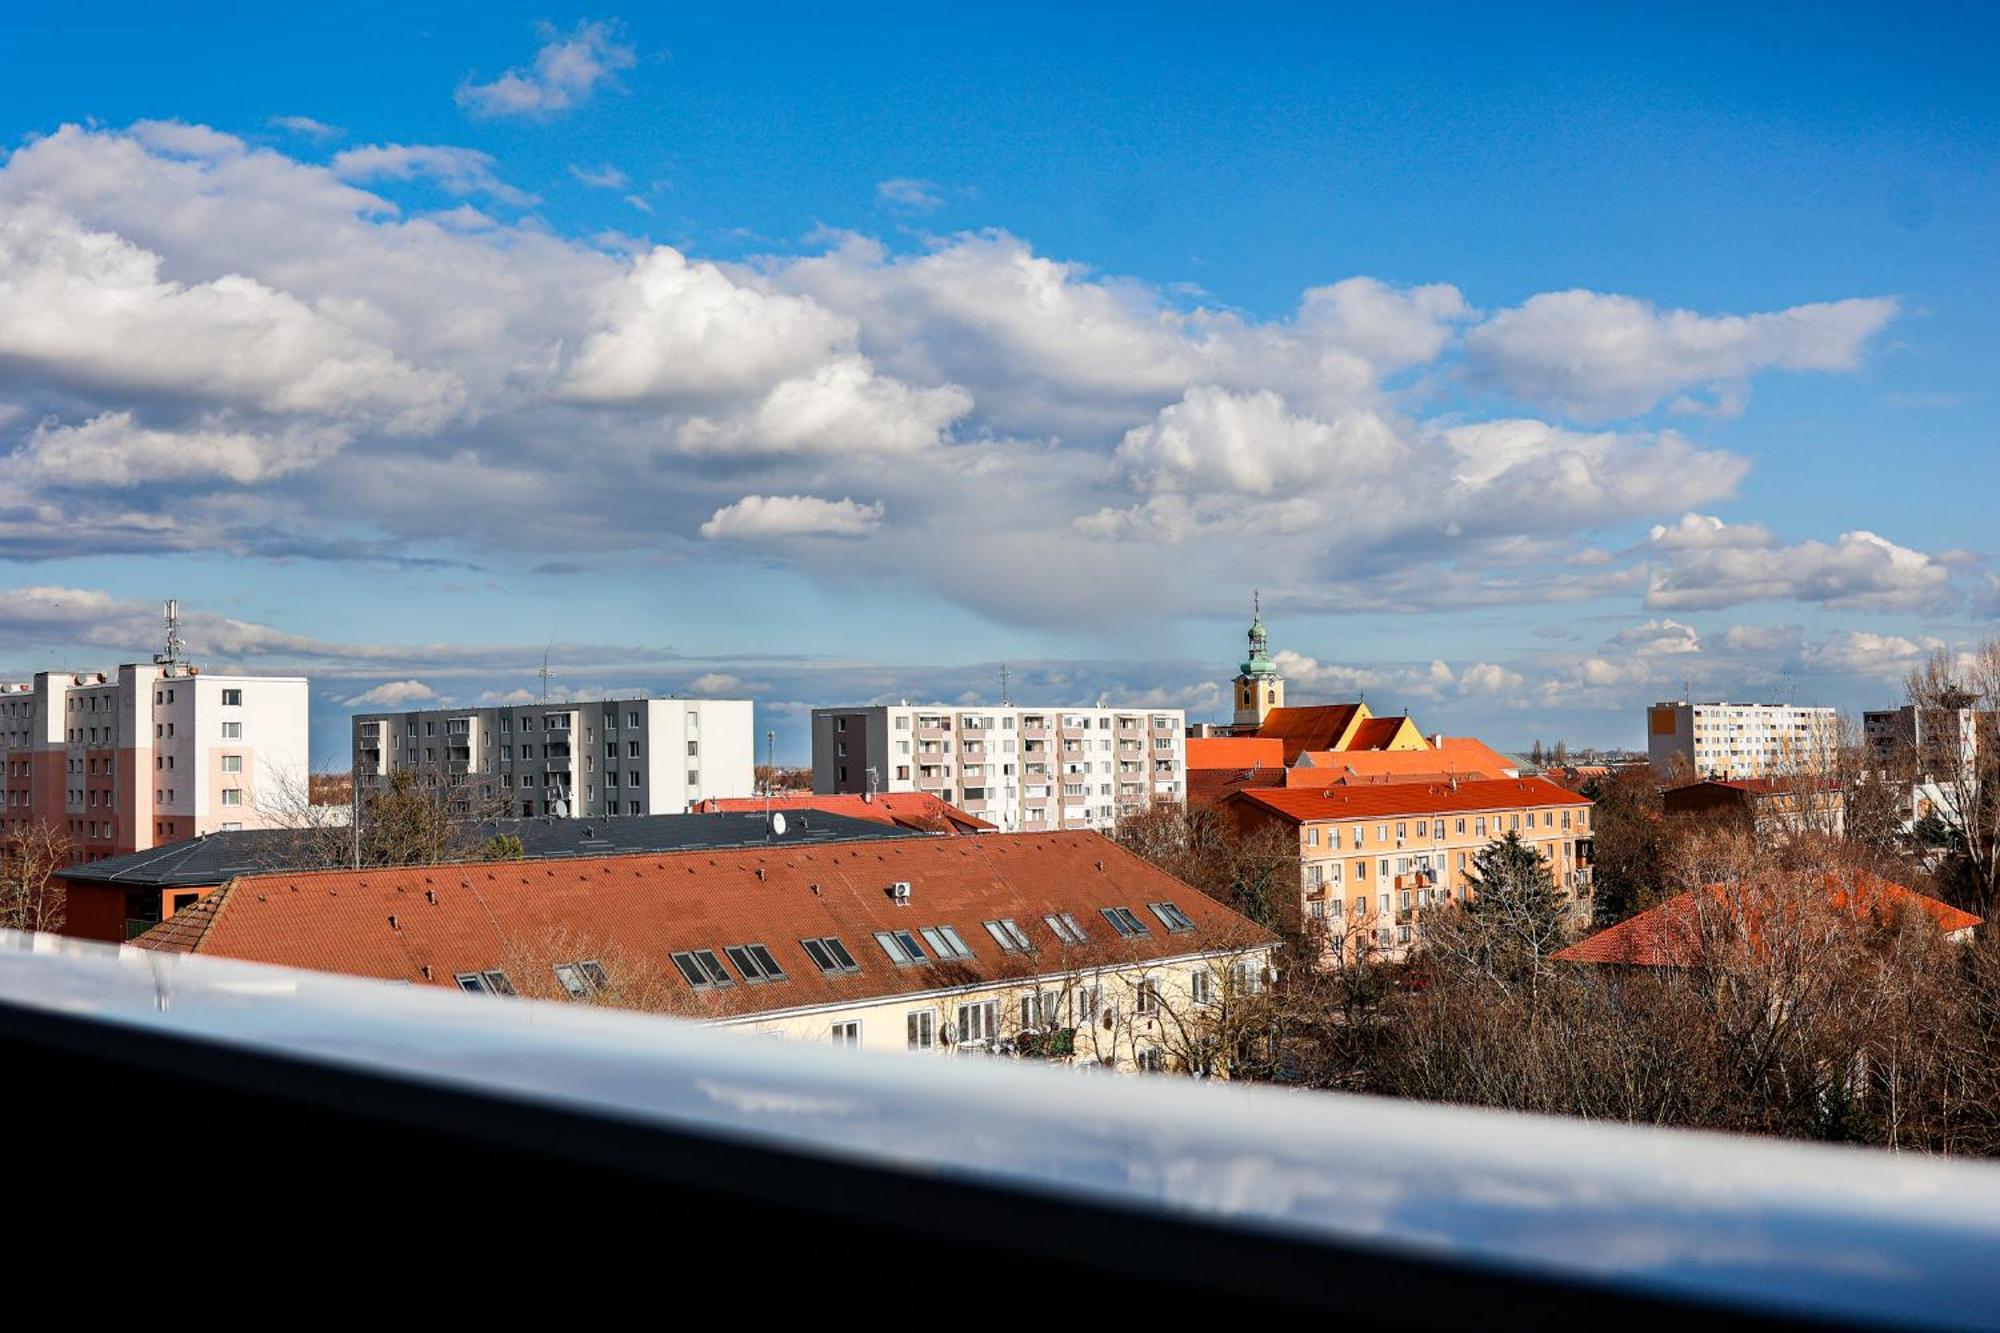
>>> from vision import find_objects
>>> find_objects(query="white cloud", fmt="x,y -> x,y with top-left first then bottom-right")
569,163 -> 628,190
457,20 -> 638,118
877,178 -> 944,212
1457,662 -> 1525,696
269,115 -> 340,141
700,495 -> 885,540
1116,387 -> 1402,496
1466,290 -> 1898,420
1608,618 -> 1702,655
1802,630 -> 1942,680
332,143 -> 538,207
1646,515 -> 1950,611
11,411 -> 347,486
688,672 -> 746,694
344,679 -> 439,707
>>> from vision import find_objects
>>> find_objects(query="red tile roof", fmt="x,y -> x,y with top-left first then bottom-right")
694,792 -> 994,834
1233,776 -> 1589,823
1288,738 -> 1514,786
132,831 -> 1276,1019
1345,717 -> 1410,751
1187,764 -> 1286,809
1253,704 -> 1364,763
1185,737 -> 1286,771
1555,871 -> 1981,967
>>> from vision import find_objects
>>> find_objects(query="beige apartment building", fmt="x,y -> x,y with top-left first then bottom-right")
811,704 -> 1186,833
133,829 -> 1278,1075
1228,776 -> 1594,964
1647,700 -> 1842,780
0,603 -> 308,861
353,696 -> 754,818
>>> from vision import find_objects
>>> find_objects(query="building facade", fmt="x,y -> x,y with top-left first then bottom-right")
0,650 -> 308,863
1646,700 -> 1841,780
809,705 -> 1186,833
353,697 -> 754,818
1228,777 -> 1594,965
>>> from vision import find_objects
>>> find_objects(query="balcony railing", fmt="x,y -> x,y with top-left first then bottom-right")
0,930 -> 1995,1327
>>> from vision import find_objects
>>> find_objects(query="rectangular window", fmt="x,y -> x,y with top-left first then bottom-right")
1191,968 -> 1214,1005
724,943 -> 787,984
551,960 -> 609,999
454,970 -> 515,996
221,721 -> 242,739
875,929 -> 928,965
1044,912 -> 1087,944
830,1020 -> 860,1047
670,949 -> 732,989
801,936 -> 861,975
1147,901 -> 1196,933
919,924 -> 975,960
982,918 -> 1034,952
220,788 -> 243,807
220,754 -> 242,773
907,1010 -> 939,1050
221,688 -> 242,706
1135,977 -> 1161,1015
1100,906 -> 1150,938
955,999 -> 998,1046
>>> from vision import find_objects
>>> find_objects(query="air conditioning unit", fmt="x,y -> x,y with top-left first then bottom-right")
888,880 -> 912,904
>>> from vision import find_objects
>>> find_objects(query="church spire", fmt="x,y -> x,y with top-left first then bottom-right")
1232,590 -> 1284,730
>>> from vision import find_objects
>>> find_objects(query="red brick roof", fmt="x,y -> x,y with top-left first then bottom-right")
132,831 -> 1275,1019
1253,704 -> 1364,763
694,792 -> 994,834
1185,737 -> 1286,771
1555,871 -> 1982,967
1187,764 -> 1286,809
1233,776 -> 1588,823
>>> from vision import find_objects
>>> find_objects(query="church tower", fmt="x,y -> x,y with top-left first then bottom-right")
1232,592 -> 1285,731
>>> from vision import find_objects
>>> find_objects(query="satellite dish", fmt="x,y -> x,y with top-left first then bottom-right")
770,811 -> 788,837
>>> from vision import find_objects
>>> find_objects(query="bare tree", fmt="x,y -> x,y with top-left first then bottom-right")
258,766 -> 522,869
1898,640 -> 2000,918
0,821 -> 72,934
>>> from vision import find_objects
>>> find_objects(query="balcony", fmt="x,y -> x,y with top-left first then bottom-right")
0,930 -> 1993,1327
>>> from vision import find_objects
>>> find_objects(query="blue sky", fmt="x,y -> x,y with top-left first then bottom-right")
0,4 -> 1993,764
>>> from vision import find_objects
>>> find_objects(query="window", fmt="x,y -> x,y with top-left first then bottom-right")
220,788 -> 243,807
830,1021 -> 861,1047
724,943 -> 787,984
552,960 -> 610,999
221,721 -> 242,739
874,929 -> 929,965
1135,977 -> 1161,1015
455,970 -> 515,996
1044,912 -> 1087,944
1232,960 -> 1266,995
1100,906 -> 1150,938
907,1009 -> 940,1050
919,924 -> 975,960
1075,985 -> 1103,1025
982,918 -> 1034,952
1019,990 -> 1062,1030
1190,968 -> 1214,1005
1137,1048 -> 1165,1073
221,688 -> 242,706
670,949 -> 732,989
1147,901 -> 1196,933
801,936 -> 860,975
220,754 -> 242,773
955,999 -> 998,1046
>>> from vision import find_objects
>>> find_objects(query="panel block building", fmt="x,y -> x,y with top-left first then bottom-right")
1646,700 -> 1841,781
352,697 -> 755,818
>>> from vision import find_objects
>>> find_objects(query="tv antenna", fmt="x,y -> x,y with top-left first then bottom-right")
999,661 -> 1011,706
154,598 -> 188,671
538,639 -> 554,703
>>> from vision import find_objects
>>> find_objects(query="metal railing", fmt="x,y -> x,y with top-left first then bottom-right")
0,929 -> 1995,1326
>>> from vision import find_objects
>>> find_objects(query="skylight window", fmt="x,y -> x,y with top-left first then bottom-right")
919,924 -> 975,960
982,918 -> 1034,952
454,970 -> 516,996
552,960 -> 610,998
725,943 -> 787,984
875,930 -> 929,965
1044,913 -> 1087,945
801,936 -> 861,975
1100,906 -> 1150,938
670,949 -> 733,989
1148,901 -> 1196,933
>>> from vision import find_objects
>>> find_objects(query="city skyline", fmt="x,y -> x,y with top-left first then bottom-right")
0,5 -> 1992,764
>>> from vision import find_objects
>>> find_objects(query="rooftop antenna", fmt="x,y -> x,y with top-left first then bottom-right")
999,661 -> 1011,707
538,639 -> 554,703
154,598 -> 187,671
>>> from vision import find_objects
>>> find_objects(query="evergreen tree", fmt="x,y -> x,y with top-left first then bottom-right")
1456,831 -> 1571,992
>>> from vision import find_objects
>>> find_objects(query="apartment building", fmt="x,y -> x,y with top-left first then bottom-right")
1863,702 -> 1985,783
1647,700 -> 1841,780
132,830 -> 1278,1074
352,697 -> 754,818
810,705 -> 1186,833
0,625 -> 308,861
1228,777 -> 1594,965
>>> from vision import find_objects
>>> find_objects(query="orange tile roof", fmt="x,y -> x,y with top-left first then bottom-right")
1234,776 -> 1589,823
1345,717 -> 1410,751
694,792 -> 994,833
1187,764 -> 1286,809
1555,871 -> 1981,967
1288,740 -> 1514,786
1185,737 -> 1286,771
1253,704 -> 1364,763
132,831 -> 1276,1019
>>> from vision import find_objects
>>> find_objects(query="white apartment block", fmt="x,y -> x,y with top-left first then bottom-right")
1647,700 -> 1842,780
810,705 -> 1186,833
353,697 -> 755,818
0,660 -> 308,862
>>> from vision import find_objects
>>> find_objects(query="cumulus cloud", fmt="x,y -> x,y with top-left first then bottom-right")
1608,618 -> 1702,655
456,20 -> 638,118
345,679 -> 440,707
332,143 -> 539,207
1466,290 -> 1898,420
700,495 -> 885,540
688,672 -> 746,694
9,411 -> 347,486
1116,387 -> 1402,496
1646,515 -> 1950,611
1802,630 -> 1943,680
